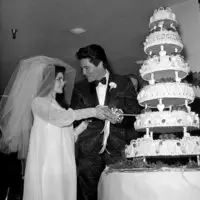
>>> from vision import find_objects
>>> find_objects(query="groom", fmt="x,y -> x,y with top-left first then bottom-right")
71,44 -> 141,200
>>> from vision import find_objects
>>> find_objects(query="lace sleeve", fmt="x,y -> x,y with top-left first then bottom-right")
32,97 -> 97,127
32,97 -> 75,127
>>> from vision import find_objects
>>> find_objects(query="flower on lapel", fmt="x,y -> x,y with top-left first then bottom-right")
109,82 -> 117,91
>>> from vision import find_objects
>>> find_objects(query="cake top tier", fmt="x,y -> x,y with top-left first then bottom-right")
149,7 -> 178,30
144,7 -> 182,56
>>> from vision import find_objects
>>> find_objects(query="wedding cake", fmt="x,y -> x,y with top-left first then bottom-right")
99,8 -> 200,200
125,7 -> 200,165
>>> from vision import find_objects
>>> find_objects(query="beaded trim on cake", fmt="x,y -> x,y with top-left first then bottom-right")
144,30 -> 183,55
134,110 -> 199,131
149,7 -> 177,28
140,55 -> 190,82
125,136 -> 200,158
138,82 -> 195,107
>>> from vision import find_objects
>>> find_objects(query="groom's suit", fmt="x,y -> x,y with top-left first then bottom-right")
71,73 -> 141,200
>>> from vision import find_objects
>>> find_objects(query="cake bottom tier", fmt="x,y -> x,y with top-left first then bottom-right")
125,136 -> 200,158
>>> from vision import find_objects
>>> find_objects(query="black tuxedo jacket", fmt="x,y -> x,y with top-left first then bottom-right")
71,73 -> 141,157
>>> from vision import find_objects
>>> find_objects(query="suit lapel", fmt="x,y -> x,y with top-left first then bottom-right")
88,82 -> 99,106
104,73 -> 115,106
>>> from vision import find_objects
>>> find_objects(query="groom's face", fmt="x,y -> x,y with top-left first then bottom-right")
80,58 -> 102,82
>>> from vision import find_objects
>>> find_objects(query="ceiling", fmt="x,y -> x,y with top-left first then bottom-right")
0,0 -> 187,93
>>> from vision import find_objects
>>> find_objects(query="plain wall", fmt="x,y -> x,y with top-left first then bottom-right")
171,0 -> 200,72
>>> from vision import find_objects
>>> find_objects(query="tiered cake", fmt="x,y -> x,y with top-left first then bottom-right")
125,7 -> 200,166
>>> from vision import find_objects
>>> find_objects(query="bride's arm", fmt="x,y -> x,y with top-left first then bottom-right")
31,97 -> 98,127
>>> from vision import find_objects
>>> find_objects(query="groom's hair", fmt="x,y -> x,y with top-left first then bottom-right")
76,44 -> 113,72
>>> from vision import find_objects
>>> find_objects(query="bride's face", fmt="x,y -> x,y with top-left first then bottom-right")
53,72 -> 66,94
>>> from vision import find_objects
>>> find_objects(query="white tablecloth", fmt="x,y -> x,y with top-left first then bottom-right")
98,169 -> 200,200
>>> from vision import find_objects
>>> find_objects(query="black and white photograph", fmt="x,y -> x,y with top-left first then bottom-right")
0,0 -> 200,200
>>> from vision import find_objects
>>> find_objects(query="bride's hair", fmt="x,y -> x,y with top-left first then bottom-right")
55,65 -> 66,75
55,65 -> 69,110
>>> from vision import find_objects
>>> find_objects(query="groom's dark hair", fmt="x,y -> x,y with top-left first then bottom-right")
76,44 -> 113,72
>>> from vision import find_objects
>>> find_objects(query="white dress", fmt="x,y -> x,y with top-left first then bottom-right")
23,97 -> 80,200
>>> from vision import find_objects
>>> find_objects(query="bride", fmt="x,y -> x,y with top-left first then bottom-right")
0,56 -> 111,200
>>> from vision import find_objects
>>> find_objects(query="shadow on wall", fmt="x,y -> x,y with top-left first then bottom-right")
110,56 -> 142,75
109,56 -> 147,90
0,60 -> 19,95
64,58 -> 84,82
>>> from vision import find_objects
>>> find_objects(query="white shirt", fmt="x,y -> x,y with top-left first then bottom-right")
96,70 -> 109,105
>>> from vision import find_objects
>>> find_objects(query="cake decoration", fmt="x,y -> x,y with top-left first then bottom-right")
137,82 -> 195,108
149,7 -> 177,30
144,30 -> 183,55
140,54 -> 190,82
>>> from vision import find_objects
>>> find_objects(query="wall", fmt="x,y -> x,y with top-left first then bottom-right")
172,0 -> 200,72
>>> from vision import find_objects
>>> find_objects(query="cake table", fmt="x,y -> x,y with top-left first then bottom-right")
98,168 -> 200,200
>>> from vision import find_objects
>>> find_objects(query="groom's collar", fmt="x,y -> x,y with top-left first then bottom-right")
98,69 -> 109,84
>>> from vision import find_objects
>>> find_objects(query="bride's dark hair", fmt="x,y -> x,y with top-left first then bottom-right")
55,65 -> 69,110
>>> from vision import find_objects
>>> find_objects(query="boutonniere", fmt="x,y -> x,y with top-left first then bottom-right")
109,82 -> 117,91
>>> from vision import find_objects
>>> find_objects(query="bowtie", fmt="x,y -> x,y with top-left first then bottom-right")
94,77 -> 107,86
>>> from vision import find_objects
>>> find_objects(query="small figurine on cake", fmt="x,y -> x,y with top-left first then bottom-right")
125,7 -> 200,168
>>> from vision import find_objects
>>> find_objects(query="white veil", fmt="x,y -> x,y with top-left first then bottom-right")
0,56 -> 76,159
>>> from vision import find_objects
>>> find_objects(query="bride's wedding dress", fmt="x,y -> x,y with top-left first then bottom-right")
23,97 -> 88,200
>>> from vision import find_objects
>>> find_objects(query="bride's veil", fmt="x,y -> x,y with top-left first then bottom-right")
0,56 -> 76,159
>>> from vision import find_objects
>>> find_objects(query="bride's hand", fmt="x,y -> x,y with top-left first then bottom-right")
95,105 -> 112,120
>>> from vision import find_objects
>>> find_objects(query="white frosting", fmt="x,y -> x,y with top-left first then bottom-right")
144,30 -> 183,55
134,110 -> 199,132
149,7 -> 177,28
125,136 -> 200,158
138,82 -> 195,107
140,55 -> 190,82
